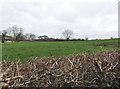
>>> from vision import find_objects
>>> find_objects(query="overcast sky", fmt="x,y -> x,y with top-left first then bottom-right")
0,0 -> 119,39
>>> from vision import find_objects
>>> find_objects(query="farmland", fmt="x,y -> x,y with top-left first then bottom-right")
2,39 -> 118,62
1,39 -> 120,88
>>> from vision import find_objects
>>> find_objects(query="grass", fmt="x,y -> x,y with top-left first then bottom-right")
2,39 -> 118,62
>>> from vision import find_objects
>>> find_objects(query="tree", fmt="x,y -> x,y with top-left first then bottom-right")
9,25 -> 24,41
30,33 -> 36,40
16,32 -> 24,41
24,33 -> 30,40
1,30 -> 8,43
62,29 -> 73,40
85,37 -> 88,40
24,33 -> 36,40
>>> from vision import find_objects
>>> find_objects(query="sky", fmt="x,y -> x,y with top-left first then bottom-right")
0,0 -> 119,39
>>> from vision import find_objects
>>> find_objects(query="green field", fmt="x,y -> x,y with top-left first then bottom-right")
2,39 -> 118,62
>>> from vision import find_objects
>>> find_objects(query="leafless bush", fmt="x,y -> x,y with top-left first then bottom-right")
0,50 -> 120,88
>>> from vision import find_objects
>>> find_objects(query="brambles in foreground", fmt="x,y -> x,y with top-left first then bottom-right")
0,50 -> 120,88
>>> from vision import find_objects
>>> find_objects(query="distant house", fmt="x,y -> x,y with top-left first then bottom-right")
5,36 -> 13,41
0,35 -> 13,42
38,35 -> 48,39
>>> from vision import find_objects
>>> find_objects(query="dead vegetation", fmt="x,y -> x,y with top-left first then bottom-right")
0,50 -> 120,88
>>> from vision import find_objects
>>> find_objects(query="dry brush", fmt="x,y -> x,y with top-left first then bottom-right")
0,50 -> 120,88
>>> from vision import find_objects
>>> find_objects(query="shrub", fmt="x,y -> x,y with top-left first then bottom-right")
0,50 -> 120,88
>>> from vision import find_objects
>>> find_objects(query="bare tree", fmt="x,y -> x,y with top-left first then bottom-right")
85,37 -> 88,40
24,33 -> 30,40
62,29 -> 73,40
24,33 -> 36,40
9,25 -> 24,41
29,33 -> 36,40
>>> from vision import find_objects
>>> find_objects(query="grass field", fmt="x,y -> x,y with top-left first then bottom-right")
2,39 -> 118,62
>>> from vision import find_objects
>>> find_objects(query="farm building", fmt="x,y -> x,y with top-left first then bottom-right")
0,35 -> 13,41
38,35 -> 48,39
4,36 -> 13,41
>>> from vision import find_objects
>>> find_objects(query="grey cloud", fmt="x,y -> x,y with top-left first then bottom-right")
0,0 -> 118,39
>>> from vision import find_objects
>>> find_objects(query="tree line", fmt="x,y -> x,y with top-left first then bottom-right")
0,25 -> 89,43
1,25 -> 37,43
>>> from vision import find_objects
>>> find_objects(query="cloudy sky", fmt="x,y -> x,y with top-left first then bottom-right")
0,0 -> 119,39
